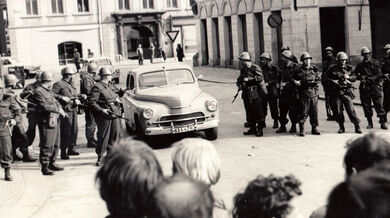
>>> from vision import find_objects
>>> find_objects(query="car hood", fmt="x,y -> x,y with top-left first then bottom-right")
135,85 -> 202,108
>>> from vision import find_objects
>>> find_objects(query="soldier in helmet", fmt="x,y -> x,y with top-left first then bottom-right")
280,46 -> 298,64
52,66 -> 86,160
353,46 -> 387,129
327,52 -> 362,134
236,52 -> 268,136
89,67 -> 125,166
277,50 -> 301,134
322,46 -> 338,121
259,52 -> 280,128
4,74 -> 36,162
20,71 -> 42,150
293,52 -> 321,136
80,62 -> 98,148
34,71 -> 67,175
382,50 -> 390,122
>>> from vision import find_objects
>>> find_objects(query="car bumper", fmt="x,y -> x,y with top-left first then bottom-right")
144,119 -> 219,136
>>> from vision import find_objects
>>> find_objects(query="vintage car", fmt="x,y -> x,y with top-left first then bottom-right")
122,63 -> 219,140
81,57 -> 120,83
1,57 -> 41,79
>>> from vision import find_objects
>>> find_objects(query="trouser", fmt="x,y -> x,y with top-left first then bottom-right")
95,117 -> 121,157
243,98 -> 252,124
26,112 -> 39,147
324,87 -> 335,118
38,119 -> 60,168
383,84 -> 390,113
75,62 -> 80,72
85,108 -> 97,144
279,94 -> 300,126
335,95 -> 360,125
60,110 -> 78,150
0,135 -> 12,169
299,96 -> 319,126
360,89 -> 385,120
243,97 -> 265,126
266,93 -> 279,120
138,56 -> 143,65
11,122 -> 29,155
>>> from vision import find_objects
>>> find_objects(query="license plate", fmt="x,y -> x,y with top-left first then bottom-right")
172,125 -> 197,134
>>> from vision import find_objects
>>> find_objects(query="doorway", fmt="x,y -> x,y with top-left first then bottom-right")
224,16 -> 233,65
58,41 -> 82,65
320,7 -> 346,57
212,17 -> 220,65
238,14 -> 248,53
370,0 -> 390,59
254,12 -> 265,65
200,19 -> 209,65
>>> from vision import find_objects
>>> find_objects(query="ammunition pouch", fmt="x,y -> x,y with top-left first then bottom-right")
47,112 -> 59,128
247,85 -> 260,102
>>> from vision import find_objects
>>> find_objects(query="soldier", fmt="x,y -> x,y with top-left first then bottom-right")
89,67 -> 125,166
322,46 -> 338,121
353,47 -> 387,129
277,50 -> 300,134
0,79 -> 21,181
259,52 -> 280,128
382,50 -> 390,122
34,71 -> 67,175
80,62 -> 98,148
293,52 -> 321,136
4,74 -> 36,162
236,52 -> 268,137
74,48 -> 81,72
52,66 -> 84,160
280,46 -> 298,63
327,52 -> 362,134
20,72 -> 42,150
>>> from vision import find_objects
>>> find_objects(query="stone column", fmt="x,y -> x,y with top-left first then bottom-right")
218,16 -> 226,67
231,15 -> 240,67
156,14 -> 165,52
246,13 -> 256,63
116,15 -> 125,58
206,18 -> 215,66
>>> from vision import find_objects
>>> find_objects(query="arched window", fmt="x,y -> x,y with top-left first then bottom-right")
58,41 -> 82,65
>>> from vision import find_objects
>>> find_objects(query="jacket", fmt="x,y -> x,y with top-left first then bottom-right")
294,65 -> 320,98
89,81 -> 122,118
52,79 -> 79,112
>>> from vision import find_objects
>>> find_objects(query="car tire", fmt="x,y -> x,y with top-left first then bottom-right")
205,127 -> 218,140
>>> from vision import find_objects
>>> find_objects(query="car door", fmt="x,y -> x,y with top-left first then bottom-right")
123,73 -> 137,128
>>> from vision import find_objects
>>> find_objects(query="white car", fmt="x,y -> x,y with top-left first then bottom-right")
1,57 -> 41,78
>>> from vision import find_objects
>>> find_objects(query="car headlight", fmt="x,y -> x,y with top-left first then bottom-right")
142,108 -> 154,119
206,99 -> 218,112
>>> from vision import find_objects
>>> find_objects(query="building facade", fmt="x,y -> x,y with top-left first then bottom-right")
194,0 -> 384,68
6,0 -> 196,70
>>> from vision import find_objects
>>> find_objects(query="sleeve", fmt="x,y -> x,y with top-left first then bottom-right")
89,85 -> 104,112
34,89 -> 56,113
9,96 -> 22,123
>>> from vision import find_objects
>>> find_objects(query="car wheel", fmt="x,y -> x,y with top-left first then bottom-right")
204,127 -> 218,140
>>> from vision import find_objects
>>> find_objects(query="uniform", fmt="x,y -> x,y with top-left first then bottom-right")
262,64 -> 280,126
80,70 -> 97,147
52,79 -> 79,156
74,51 -> 81,71
20,82 -> 40,147
322,56 -> 338,120
382,58 -> 390,119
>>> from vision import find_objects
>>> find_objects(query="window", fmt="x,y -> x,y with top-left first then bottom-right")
167,0 -> 178,8
25,0 -> 38,15
139,69 -> 194,89
143,0 -> 154,9
77,0 -> 89,13
51,0 -> 64,14
119,0 -> 130,10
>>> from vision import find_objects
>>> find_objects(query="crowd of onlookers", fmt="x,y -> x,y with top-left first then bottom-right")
95,132 -> 390,218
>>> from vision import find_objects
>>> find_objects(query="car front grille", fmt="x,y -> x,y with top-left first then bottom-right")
158,112 -> 206,127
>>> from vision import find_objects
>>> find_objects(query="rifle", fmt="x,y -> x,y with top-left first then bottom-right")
18,99 -> 62,115
107,111 -> 130,121
232,89 -> 241,103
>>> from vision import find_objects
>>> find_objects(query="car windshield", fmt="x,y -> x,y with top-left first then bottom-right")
139,69 -> 195,89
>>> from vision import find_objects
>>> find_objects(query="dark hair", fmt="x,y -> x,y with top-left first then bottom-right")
326,161 -> 390,218
147,174 -> 214,218
95,138 -> 163,218
344,132 -> 390,176
233,174 -> 302,218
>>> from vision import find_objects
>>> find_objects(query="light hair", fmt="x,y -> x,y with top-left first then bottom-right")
171,138 -> 221,185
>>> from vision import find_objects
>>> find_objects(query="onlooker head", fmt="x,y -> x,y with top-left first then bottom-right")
95,138 -> 163,218
147,173 -> 214,218
171,138 -> 221,185
233,174 -> 302,218
325,161 -> 390,218
344,132 -> 390,177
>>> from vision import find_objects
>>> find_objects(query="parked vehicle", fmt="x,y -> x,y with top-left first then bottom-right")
122,63 -> 219,140
1,57 -> 41,79
81,57 -> 120,83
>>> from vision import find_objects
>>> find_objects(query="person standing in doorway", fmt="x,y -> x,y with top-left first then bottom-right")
150,43 -> 155,64
74,48 -> 81,72
137,44 -> 143,65
176,43 -> 185,62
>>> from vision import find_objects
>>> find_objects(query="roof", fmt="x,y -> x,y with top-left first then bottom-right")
129,63 -> 193,76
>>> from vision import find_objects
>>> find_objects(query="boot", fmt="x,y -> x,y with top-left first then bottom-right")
96,156 -> 102,167
61,149 -> 70,160
256,123 -> 263,137
381,122 -> 388,130
87,141 -> 97,148
355,124 -> 362,134
276,125 -> 286,133
289,124 -> 297,133
67,148 -> 80,156
380,116 -> 388,129
41,166 -> 54,176
22,152 -> 37,162
311,126 -> 321,135
49,162 -> 64,171
367,118 -> 373,129
273,120 -> 279,129
4,168 -> 12,181
299,123 -> 305,137
243,126 -> 257,135
12,150 -> 22,162
244,122 -> 250,128
338,123 -> 345,134
261,121 -> 266,128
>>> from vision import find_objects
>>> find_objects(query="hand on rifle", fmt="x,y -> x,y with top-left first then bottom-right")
8,119 -> 16,127
61,96 -> 71,103
59,108 -> 67,118
102,109 -> 110,115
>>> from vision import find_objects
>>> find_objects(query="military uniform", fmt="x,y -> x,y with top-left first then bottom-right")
382,58 -> 390,119
353,59 -> 386,126
262,64 -> 280,126
52,79 -> 79,155
237,64 -> 268,136
80,70 -> 97,147
322,56 -> 338,120
21,81 -> 40,147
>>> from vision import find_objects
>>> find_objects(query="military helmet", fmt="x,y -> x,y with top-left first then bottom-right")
336,52 -> 348,61
260,52 -> 272,61
87,62 -> 98,73
300,52 -> 312,61
40,71 -> 54,82
281,45 -> 290,52
384,44 -> 390,50
35,71 -> 42,82
239,52 -> 251,61
282,50 -> 293,59
360,46 -> 371,55
325,47 -> 334,52
99,67 -> 112,76
61,66 -> 76,76
4,74 -> 18,87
